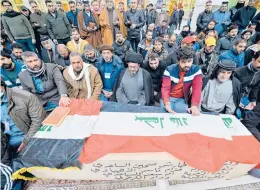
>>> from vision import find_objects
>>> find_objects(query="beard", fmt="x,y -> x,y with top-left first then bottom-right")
2,63 -> 12,70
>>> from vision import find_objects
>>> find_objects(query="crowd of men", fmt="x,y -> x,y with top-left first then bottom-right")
1,0 -> 260,189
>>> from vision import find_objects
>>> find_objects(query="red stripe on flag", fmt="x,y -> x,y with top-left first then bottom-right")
66,99 -> 102,116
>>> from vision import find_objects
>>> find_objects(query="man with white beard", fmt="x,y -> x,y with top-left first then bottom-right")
111,52 -> 154,106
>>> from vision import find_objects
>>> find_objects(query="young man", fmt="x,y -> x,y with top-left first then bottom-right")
215,24 -> 239,54
116,1 -> 127,38
77,1 -> 84,11
161,47 -> 202,115
82,44 -> 100,65
244,32 -> 260,65
164,34 -> 178,54
201,60 -> 241,115
10,43 -> 24,65
234,51 -> 260,118
145,37 -> 168,62
213,1 -> 231,36
229,0 -> 245,20
0,51 -> 25,88
232,0 -> 257,32
241,30 -> 253,47
40,36 -> 58,63
19,51 -> 70,112
137,30 -> 154,59
45,0 -> 72,45
196,0 -> 213,33
66,1 -> 80,28
55,44 -> 71,69
143,53 -> 166,103
156,20 -> 169,38
196,37 -> 218,76
66,28 -> 89,54
77,0 -> 102,48
56,1 -> 65,13
155,4 -> 169,26
176,25 -> 190,46
219,39 -> 247,68
96,45 -> 124,101
63,52 -> 102,100
169,4 -> 179,33
146,4 -> 157,25
112,52 -> 153,105
1,0 -> 36,52
124,0 -> 145,51
112,31 -> 132,64
178,7 -> 184,30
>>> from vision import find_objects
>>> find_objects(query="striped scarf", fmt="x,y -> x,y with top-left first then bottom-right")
27,62 -> 46,78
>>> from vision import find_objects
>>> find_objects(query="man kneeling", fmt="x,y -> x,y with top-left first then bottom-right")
63,52 -> 103,99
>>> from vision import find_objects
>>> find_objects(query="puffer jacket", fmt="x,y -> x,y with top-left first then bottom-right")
6,88 -> 46,144
196,10 -> 213,32
124,9 -> 145,38
218,49 -> 245,68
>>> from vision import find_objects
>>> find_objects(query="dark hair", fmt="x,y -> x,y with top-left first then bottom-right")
0,50 -> 11,59
148,53 -> 159,61
91,0 -> 98,5
177,47 -> 194,61
45,0 -> 52,5
234,39 -> 247,46
154,37 -> 164,45
162,20 -> 167,23
83,1 -> 90,5
227,24 -> 238,32
209,19 -> 216,24
1,0 -> 12,6
11,43 -> 23,51
56,1 -> 62,5
0,33 -> 8,41
253,51 -> 260,60
29,0 -> 37,5
68,1 -> 75,5
72,28 -> 80,33
205,30 -> 215,35
182,25 -> 190,30
253,32 -> 260,44
146,30 -> 153,34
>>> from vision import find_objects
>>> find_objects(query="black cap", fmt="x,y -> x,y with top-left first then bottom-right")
21,5 -> 28,11
218,60 -> 236,71
40,36 -> 50,42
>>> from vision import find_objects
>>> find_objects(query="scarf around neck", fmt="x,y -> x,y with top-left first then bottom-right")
3,11 -> 21,17
68,62 -> 92,99
27,61 -> 46,78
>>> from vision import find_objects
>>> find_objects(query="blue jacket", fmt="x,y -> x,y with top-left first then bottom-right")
66,9 -> 79,28
218,49 -> 245,68
96,55 -> 124,90
213,10 -> 230,36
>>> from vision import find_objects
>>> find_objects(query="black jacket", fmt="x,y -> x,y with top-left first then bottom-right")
112,39 -> 132,64
253,12 -> 260,32
241,103 -> 260,142
234,64 -> 260,102
232,6 -> 257,30
111,68 -> 154,105
196,10 -> 213,32
165,51 -> 198,66
142,60 -> 166,92
124,9 -> 145,38
169,10 -> 179,26
178,10 -> 184,20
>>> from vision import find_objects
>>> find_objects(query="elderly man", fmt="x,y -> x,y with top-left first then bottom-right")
196,0 -> 213,33
201,60 -> 241,114
0,51 -> 25,88
82,44 -> 100,65
19,51 -> 70,112
99,0 -> 118,45
124,0 -> 145,51
63,52 -> 102,100
66,28 -> 89,54
96,45 -> 124,101
112,52 -> 153,105
1,0 -> 36,52
196,37 -> 218,76
164,34 -> 178,54
10,43 -> 24,65
1,79 -> 46,153
55,44 -> 71,69
40,36 -> 58,63
161,47 -> 202,115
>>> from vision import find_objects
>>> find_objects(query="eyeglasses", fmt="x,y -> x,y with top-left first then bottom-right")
3,4 -> 12,7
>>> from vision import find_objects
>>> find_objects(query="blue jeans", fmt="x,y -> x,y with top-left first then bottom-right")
16,38 -> 36,52
160,97 -> 188,113
236,96 -> 250,119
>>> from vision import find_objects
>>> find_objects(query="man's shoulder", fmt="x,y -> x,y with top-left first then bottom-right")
7,87 -> 34,102
234,66 -> 248,75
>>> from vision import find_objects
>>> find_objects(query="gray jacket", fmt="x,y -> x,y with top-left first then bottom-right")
195,48 -> 218,76
215,35 -> 238,54
124,9 -> 145,38
19,63 -> 67,106
196,11 -> 213,32
30,11 -> 48,36
6,87 -> 46,144
45,10 -> 72,40
2,13 -> 35,41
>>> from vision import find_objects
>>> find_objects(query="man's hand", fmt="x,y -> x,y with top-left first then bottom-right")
130,24 -> 136,29
32,39 -> 36,44
17,142 -> 25,153
103,90 -> 113,98
59,96 -> 71,106
53,39 -> 58,45
188,106 -> 200,116
245,102 -> 256,110
165,102 -> 175,114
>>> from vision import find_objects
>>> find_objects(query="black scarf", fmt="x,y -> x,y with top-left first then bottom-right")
3,11 -> 21,17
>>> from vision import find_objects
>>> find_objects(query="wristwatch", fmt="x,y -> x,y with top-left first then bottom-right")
61,94 -> 68,97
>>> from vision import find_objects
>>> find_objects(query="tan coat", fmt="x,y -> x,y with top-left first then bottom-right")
66,39 -> 89,54
63,65 -> 103,100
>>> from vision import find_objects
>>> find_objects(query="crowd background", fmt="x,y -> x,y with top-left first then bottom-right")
1,0 -> 260,189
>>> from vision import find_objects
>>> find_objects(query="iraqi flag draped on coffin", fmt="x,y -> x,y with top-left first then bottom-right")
12,99 -> 260,181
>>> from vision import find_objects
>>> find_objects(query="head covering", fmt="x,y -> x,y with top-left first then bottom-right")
205,37 -> 216,46
125,52 -> 143,65
99,44 -> 114,52
182,36 -> 195,44
210,60 -> 236,79
221,1 -> 228,5
21,5 -> 28,11
241,30 -> 253,36
40,36 -> 50,42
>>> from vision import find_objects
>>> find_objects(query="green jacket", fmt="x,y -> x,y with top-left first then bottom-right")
45,10 -> 72,40
30,11 -> 48,36
2,13 -> 35,41
7,88 -> 46,144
